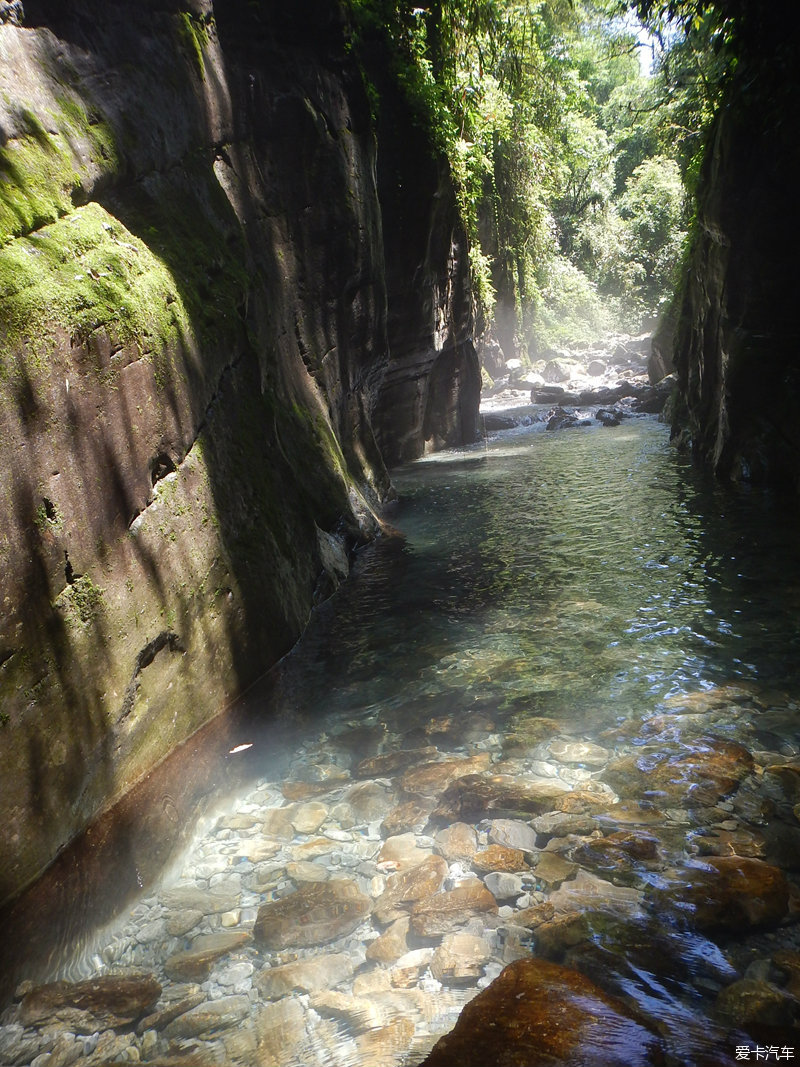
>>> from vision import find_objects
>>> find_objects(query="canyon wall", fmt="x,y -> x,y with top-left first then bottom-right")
0,0 -> 477,904
666,8 -> 800,487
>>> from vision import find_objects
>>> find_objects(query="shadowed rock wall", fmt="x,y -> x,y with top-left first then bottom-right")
0,0 -> 477,904
367,20 -> 481,467
666,8 -> 800,486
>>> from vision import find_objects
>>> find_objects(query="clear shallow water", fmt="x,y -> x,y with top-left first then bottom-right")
292,416 -> 800,735
5,415 -> 800,1066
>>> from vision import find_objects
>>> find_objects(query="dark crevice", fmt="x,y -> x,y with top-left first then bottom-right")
63,551 -> 77,585
117,631 -> 186,726
149,452 -> 176,486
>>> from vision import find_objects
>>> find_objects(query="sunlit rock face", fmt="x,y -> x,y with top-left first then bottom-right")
0,0 -> 477,904
666,8 -> 800,487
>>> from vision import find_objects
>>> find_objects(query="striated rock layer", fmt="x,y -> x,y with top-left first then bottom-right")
0,0 -> 477,904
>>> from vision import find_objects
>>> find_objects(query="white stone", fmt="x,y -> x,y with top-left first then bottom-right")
291,802 -> 328,835
324,828 -> 352,842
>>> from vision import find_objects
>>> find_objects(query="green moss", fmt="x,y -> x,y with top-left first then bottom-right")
57,574 -> 104,625
0,202 -> 193,373
55,95 -> 120,171
35,498 -> 63,531
0,115 -> 80,243
0,97 -> 120,245
177,12 -> 209,79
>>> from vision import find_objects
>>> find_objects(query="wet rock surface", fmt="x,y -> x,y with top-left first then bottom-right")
420,958 -> 666,1066
253,879 -> 371,950
19,975 -> 161,1030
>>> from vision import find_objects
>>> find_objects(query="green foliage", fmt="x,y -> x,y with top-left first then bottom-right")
616,154 -> 685,303
533,256 -> 613,347
347,0 -> 726,353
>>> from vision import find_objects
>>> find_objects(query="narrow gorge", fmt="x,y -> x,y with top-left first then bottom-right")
1,1 -> 799,1065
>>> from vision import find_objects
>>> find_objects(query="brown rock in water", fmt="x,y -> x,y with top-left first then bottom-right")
374,855 -> 448,924
344,780 -> 395,821
253,878 -> 371,949
572,830 -> 659,884
690,826 -> 768,859
513,902 -> 556,929
430,932 -> 492,985
163,995 -> 250,1039
256,952 -> 354,999
262,806 -> 297,838
20,973 -> 161,1029
291,801 -> 329,834
400,754 -> 491,799
554,789 -> 622,814
164,931 -> 252,981
772,949 -> 800,998
355,747 -> 439,778
603,737 -> 754,807
502,718 -> 561,755
355,1017 -> 415,1064
366,915 -> 411,963
548,739 -> 610,767
486,818 -> 538,854
654,856 -> 790,932
410,880 -> 498,937
715,978 -> 797,1029
281,780 -> 343,802
420,958 -> 664,1066
472,844 -> 527,873
381,799 -> 433,836
435,822 -> 479,862
531,851 -> 576,887
534,913 -> 592,959
138,992 -> 206,1034
378,832 -> 432,870
390,947 -> 435,987
433,774 -> 569,821
255,998 -> 309,1067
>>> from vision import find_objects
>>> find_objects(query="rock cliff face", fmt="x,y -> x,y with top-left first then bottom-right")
369,28 -> 481,466
0,0 -> 477,904
666,9 -> 800,487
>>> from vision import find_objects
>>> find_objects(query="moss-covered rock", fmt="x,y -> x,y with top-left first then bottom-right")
0,0 -> 478,914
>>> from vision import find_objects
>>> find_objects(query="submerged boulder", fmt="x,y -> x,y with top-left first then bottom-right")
652,856 -> 790,932
420,958 -> 665,1066
19,974 -> 161,1030
253,878 -> 371,949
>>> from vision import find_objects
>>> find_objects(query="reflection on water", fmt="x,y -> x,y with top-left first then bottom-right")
3,417 -> 800,1066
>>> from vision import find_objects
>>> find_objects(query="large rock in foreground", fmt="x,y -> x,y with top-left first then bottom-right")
420,958 -> 664,1066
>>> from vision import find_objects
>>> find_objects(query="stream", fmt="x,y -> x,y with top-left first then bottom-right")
3,412 -> 800,1066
